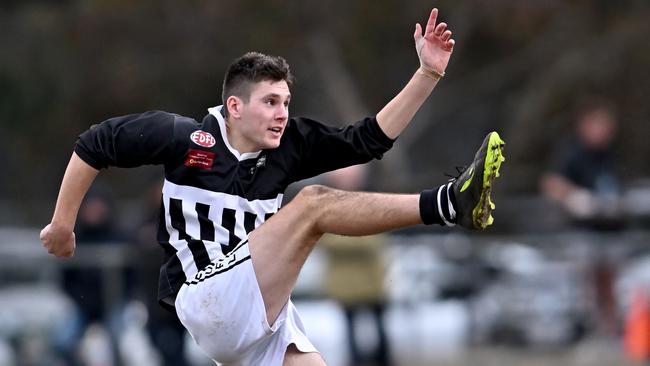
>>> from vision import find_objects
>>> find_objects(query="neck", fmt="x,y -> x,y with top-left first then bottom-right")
225,118 -> 257,154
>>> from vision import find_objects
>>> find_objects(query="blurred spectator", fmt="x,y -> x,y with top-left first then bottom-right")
59,183 -> 125,365
321,165 -> 391,366
130,182 -> 189,366
74,185 -> 123,242
541,97 -> 623,230
541,97 -> 621,336
65,184 -> 125,320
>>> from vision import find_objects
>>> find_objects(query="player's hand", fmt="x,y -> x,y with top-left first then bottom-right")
40,222 -> 76,258
414,8 -> 455,77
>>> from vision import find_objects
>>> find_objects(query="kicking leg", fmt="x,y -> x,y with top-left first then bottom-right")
249,186 -> 421,324
249,131 -> 505,324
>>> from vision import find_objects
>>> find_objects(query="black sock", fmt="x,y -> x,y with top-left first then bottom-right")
419,183 -> 457,226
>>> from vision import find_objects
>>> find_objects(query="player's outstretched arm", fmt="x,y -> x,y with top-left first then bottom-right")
40,111 -> 183,257
40,152 -> 99,258
376,8 -> 454,139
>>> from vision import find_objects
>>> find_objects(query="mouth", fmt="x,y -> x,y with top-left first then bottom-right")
267,126 -> 283,137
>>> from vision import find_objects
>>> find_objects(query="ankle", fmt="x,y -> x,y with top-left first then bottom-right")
419,183 -> 456,226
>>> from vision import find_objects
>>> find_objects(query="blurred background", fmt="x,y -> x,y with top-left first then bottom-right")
1,0 -> 650,365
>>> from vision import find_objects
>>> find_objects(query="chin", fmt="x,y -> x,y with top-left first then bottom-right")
263,140 -> 281,150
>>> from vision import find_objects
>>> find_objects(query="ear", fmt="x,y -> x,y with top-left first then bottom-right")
226,96 -> 243,119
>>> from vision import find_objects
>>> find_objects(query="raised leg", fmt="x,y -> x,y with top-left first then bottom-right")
250,131 -> 505,363
248,185 -> 421,324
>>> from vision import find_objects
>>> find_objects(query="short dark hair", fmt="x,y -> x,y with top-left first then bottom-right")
222,52 -> 294,112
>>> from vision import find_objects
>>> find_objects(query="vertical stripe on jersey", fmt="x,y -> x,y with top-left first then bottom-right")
244,211 -> 257,235
164,198 -> 198,274
189,202 -> 214,269
187,239 -> 212,270
196,202 -> 215,241
156,199 -> 187,293
169,198 -> 190,240
221,208 -> 239,255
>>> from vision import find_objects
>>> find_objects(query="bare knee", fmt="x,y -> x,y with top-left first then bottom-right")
297,184 -> 333,200
291,185 -> 338,235
294,184 -> 335,211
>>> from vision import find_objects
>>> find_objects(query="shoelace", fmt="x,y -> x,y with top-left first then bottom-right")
445,166 -> 467,181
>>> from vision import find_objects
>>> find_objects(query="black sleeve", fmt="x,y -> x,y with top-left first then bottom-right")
74,111 -> 189,169
287,116 -> 395,182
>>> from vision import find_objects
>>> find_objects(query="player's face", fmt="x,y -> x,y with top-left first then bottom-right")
236,80 -> 291,151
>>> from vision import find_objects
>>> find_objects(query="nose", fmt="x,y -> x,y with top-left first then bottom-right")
276,105 -> 288,121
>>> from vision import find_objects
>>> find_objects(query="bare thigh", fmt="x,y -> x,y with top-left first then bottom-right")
248,185 -> 420,324
248,186 -> 324,324
283,344 -> 327,366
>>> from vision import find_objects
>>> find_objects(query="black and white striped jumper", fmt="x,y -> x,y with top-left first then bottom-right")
74,105 -> 394,310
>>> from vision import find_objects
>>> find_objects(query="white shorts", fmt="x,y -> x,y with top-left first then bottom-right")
174,240 -> 318,365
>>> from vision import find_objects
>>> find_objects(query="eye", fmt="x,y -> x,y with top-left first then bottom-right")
265,99 -> 275,106
284,100 -> 290,107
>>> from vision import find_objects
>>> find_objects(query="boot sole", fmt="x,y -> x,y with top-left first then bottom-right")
473,132 -> 506,229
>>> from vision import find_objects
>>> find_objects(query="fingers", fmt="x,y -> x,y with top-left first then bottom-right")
414,23 -> 422,40
39,224 -> 50,242
425,8 -> 438,36
48,242 -> 75,257
40,223 -> 76,257
446,39 -> 455,52
58,247 -> 75,258
434,22 -> 447,37
423,8 -> 453,46
41,225 -> 52,252
62,235 -> 76,257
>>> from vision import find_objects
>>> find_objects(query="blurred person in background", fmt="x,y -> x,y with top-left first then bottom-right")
541,97 -> 621,336
321,165 -> 391,366
541,97 -> 622,229
541,97 -> 621,229
131,181 -> 190,366
59,183 -> 125,365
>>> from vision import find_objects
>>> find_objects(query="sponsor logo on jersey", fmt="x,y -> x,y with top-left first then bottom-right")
190,130 -> 216,148
185,149 -> 215,169
189,244 -> 249,284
